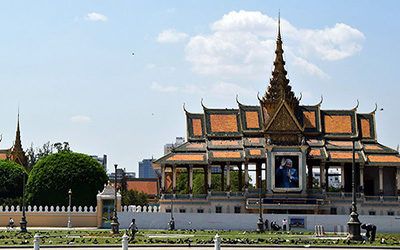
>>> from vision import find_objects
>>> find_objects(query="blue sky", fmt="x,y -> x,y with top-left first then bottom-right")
0,1 -> 399,173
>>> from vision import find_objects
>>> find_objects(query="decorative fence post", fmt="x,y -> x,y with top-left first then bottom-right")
122,233 -> 129,250
214,233 -> 221,250
33,233 -> 40,250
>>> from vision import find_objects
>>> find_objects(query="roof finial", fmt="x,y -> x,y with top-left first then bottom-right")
352,99 -> 360,111
257,92 -> 262,102
317,95 -> 324,106
201,98 -> 207,109
370,103 -> 378,114
183,102 -> 188,113
278,10 -> 281,40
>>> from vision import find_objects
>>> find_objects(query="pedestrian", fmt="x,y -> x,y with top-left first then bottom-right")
7,218 -> 14,230
128,219 -> 138,240
282,218 -> 288,232
361,223 -> 377,242
264,219 -> 269,231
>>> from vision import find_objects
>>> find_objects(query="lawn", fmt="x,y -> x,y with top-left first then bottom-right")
0,229 -> 399,247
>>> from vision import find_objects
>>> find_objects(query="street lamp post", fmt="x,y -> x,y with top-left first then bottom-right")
347,139 -> 362,240
256,174 -> 264,232
67,189 -> 72,228
19,172 -> 27,233
111,164 -> 120,234
168,194 -> 175,230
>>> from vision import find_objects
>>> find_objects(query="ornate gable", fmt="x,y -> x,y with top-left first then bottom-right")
265,101 -> 304,145
266,102 -> 302,132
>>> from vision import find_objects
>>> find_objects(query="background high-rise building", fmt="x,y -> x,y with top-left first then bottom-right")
108,168 -> 136,181
163,136 -> 185,155
139,158 -> 157,178
90,154 -> 107,172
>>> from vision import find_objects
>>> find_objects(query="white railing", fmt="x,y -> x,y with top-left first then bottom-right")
122,205 -> 160,213
0,205 -> 96,213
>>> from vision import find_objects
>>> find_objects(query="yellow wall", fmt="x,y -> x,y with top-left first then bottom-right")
0,212 -> 97,227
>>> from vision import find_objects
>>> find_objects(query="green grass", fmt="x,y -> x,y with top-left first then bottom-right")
0,229 -> 400,247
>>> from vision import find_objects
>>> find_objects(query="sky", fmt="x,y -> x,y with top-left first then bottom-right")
0,1 -> 399,174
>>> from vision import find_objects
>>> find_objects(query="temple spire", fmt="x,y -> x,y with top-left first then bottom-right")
263,12 -> 297,106
15,108 -> 22,149
11,108 -> 27,168
277,10 -> 281,40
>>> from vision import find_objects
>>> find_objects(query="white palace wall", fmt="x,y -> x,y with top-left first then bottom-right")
1,204 -> 399,232
118,208 -> 400,233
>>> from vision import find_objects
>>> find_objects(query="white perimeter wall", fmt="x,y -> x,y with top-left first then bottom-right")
118,212 -> 400,233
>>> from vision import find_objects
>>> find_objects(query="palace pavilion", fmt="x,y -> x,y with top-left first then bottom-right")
153,18 -> 400,215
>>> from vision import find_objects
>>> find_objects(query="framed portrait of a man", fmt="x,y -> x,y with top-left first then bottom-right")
271,152 -> 303,192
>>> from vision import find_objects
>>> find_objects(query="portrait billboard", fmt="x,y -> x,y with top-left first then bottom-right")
272,154 -> 301,191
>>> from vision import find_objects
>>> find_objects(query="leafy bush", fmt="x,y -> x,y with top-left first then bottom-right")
0,160 -> 27,201
121,190 -> 148,206
26,151 -> 108,206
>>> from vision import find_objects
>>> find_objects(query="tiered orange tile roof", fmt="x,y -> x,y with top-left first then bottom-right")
309,149 -> 321,157
324,115 -> 352,134
368,155 -> 400,163
212,151 -> 241,158
192,118 -> 203,136
211,140 -> 240,146
127,179 -> 158,195
245,111 -> 260,129
210,114 -> 238,133
167,154 -> 204,161
303,111 -> 316,129
249,149 -> 262,156
360,118 -> 371,138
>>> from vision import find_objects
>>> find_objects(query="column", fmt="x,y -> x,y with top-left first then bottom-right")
325,165 -> 330,192
220,164 -> 225,191
172,165 -> 177,193
359,165 -> 364,194
340,163 -> 345,190
307,163 -> 313,189
226,162 -> 231,191
188,165 -> 193,194
244,161 -> 249,191
207,165 -> 212,192
256,163 -> 261,189
161,164 -> 166,192
397,167 -> 400,195
203,166 -> 208,193
379,166 -> 384,195
319,163 -> 326,190
238,164 -> 243,191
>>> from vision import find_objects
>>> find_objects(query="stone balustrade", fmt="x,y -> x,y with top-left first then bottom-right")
121,205 -> 160,213
0,205 -> 96,213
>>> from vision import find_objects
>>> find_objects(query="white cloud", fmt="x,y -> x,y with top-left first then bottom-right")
209,82 -> 255,98
157,29 -> 188,43
70,115 -> 92,124
151,82 -> 178,93
85,12 -> 108,22
185,10 -> 365,79
291,55 -> 329,79
298,23 -> 365,61
150,81 -> 255,99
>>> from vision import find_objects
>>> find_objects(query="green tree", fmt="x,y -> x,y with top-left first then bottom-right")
26,141 -> 71,170
121,190 -> 148,206
26,151 -> 108,206
176,170 -> 245,194
0,160 -> 27,205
